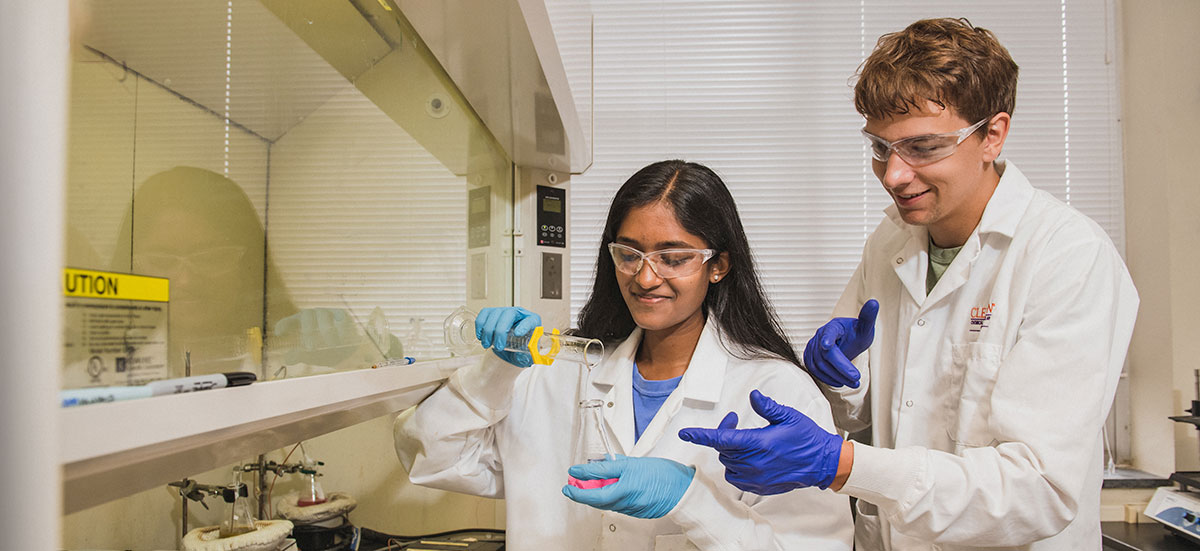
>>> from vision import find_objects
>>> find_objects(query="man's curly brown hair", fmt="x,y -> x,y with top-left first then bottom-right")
853,18 -> 1019,124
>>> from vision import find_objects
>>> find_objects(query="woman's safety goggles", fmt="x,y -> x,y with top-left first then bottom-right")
608,242 -> 716,279
861,117 -> 990,167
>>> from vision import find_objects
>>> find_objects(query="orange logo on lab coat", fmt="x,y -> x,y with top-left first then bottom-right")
969,303 -> 995,333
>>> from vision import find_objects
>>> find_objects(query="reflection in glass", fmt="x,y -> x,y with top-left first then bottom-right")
124,167 -> 285,376
64,0 -> 513,385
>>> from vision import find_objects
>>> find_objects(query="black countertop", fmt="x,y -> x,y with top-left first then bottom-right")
1103,522 -> 1200,551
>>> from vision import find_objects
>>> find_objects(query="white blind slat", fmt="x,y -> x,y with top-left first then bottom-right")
567,0 -> 1123,348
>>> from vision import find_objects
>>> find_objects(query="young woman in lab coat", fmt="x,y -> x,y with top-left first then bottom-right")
394,160 -> 852,550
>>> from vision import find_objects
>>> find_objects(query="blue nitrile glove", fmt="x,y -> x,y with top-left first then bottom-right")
803,299 -> 878,388
475,306 -> 541,368
678,390 -> 843,495
562,455 -> 696,519
274,308 -> 361,366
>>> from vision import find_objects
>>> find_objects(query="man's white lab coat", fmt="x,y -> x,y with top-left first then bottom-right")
827,162 -> 1138,550
395,320 -> 853,550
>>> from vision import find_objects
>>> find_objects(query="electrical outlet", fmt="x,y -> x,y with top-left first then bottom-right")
471,252 -> 487,299
541,252 -> 561,299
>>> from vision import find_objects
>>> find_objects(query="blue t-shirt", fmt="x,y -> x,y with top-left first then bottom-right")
632,363 -> 683,442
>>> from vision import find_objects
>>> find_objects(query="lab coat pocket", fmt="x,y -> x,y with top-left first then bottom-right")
653,534 -> 699,551
853,499 -> 885,550
947,343 -> 1003,449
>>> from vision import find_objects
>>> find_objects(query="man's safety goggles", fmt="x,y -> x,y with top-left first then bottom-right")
607,242 -> 716,279
861,117 -> 990,167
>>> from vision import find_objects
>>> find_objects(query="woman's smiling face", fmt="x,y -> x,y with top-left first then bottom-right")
613,201 -> 727,333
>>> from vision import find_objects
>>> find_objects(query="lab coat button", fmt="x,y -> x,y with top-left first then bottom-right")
895,257 -> 904,264
917,318 -> 926,327
609,524 -> 617,532
905,400 -> 913,407
607,402 -> 614,408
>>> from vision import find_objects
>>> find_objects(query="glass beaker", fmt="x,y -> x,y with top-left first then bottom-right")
443,306 -> 604,369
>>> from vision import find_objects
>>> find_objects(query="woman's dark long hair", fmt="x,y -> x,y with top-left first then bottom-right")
575,160 -> 802,369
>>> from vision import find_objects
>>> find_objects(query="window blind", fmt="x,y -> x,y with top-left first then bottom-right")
567,0 -> 1124,349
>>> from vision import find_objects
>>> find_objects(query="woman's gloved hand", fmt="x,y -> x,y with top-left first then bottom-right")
678,390 -> 844,494
561,455 -> 695,519
475,307 -> 541,368
802,299 -> 878,388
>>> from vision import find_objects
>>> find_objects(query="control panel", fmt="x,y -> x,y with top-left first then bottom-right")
536,185 -> 565,248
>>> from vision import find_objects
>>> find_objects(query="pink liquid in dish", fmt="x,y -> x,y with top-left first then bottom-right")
567,475 -> 618,489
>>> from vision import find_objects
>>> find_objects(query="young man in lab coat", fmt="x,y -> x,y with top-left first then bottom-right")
679,18 -> 1139,550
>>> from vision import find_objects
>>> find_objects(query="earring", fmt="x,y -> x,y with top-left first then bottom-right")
712,275 -> 720,282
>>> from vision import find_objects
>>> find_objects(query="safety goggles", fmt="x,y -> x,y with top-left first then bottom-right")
861,117 -> 990,167
607,242 -> 716,279
136,245 -> 249,276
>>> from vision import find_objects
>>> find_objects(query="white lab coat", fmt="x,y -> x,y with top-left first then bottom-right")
825,162 -> 1138,550
394,319 -> 853,550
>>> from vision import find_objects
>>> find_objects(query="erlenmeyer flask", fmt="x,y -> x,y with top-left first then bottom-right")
577,399 -> 616,463
219,467 -> 257,538
219,482 -> 257,538
404,317 -> 433,358
568,399 -> 618,490
297,467 -> 327,507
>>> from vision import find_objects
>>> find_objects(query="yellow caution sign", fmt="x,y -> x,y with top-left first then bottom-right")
63,268 -> 169,302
